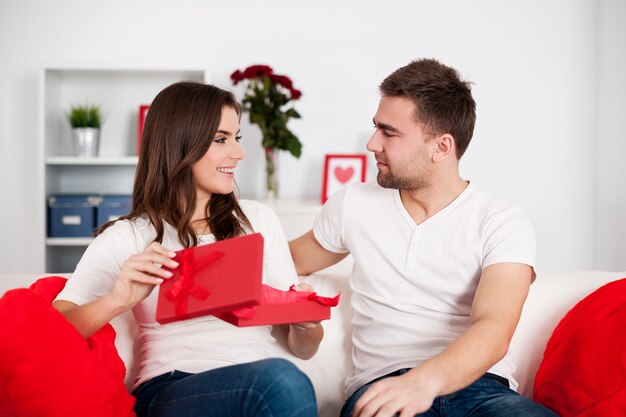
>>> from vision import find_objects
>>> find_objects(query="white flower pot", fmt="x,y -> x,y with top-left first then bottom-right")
72,127 -> 100,157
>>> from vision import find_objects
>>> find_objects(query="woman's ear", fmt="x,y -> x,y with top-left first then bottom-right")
432,134 -> 456,162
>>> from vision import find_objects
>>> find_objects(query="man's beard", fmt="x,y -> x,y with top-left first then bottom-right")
376,169 -> 430,190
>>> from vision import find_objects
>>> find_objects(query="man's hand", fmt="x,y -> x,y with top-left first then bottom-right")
352,262 -> 533,417
352,372 -> 442,417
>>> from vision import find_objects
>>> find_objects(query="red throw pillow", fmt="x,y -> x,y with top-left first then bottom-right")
534,277 -> 626,417
0,276 -> 135,417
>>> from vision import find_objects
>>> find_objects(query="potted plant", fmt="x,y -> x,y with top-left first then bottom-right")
67,104 -> 102,157
231,65 -> 303,200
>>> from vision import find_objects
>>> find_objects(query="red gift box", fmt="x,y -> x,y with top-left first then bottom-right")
214,284 -> 341,327
155,233 -> 264,325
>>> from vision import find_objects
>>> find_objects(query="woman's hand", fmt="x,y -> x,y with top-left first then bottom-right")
107,241 -> 179,311
286,282 -> 324,359
289,282 -> 322,330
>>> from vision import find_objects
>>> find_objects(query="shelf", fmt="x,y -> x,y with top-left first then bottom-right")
46,237 -> 93,246
46,156 -> 138,166
44,66 -> 208,77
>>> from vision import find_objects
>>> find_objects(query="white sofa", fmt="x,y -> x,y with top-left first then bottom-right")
1,268 -> 624,417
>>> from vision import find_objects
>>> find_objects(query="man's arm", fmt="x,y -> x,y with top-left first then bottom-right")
352,262 -> 533,417
289,230 -> 348,276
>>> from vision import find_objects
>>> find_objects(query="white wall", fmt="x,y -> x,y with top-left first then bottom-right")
595,0 -> 626,271
0,0 -> 623,273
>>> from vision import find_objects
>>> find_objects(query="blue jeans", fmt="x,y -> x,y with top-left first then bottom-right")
133,358 -> 317,417
341,369 -> 559,417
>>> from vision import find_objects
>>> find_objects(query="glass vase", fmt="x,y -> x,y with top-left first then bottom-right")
264,147 -> 279,201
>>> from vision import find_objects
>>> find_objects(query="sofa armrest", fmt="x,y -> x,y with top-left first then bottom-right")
510,270 -> 626,397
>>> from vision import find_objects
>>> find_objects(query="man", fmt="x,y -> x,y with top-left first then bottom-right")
289,59 -> 557,417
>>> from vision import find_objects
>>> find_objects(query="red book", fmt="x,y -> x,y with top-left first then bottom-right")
214,285 -> 341,327
155,233 -> 263,325
137,105 -> 150,155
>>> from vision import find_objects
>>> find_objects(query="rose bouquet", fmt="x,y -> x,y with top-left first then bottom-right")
231,65 -> 303,198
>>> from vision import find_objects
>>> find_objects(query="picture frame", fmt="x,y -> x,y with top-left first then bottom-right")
321,154 -> 367,204
137,104 -> 150,155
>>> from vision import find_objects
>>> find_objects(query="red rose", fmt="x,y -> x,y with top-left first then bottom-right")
228,64 -> 303,158
242,65 -> 274,79
256,65 -> 274,76
271,74 -> 293,89
230,70 -> 244,84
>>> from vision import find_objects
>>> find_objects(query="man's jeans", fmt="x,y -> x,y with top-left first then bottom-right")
133,358 -> 317,417
341,368 -> 558,417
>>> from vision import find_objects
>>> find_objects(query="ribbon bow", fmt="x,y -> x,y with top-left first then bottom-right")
165,249 -> 224,319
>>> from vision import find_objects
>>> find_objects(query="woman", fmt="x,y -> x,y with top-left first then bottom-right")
53,82 -> 322,417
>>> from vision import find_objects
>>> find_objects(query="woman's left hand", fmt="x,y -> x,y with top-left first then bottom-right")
285,282 -> 324,359
289,282 -> 321,330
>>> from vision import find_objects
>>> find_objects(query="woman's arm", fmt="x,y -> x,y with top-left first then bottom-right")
256,204 -> 326,359
286,322 -> 324,360
280,282 -> 325,359
53,242 -> 178,338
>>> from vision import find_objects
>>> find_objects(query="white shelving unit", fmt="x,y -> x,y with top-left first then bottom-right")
39,66 -> 209,273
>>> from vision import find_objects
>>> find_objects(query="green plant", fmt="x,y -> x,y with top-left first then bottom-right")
67,104 -> 102,128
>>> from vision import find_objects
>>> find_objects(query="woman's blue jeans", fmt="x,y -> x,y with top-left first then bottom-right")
133,358 -> 317,417
341,369 -> 559,417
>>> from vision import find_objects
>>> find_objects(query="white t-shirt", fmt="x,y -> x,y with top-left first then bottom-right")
56,200 -> 298,388
313,181 -> 536,397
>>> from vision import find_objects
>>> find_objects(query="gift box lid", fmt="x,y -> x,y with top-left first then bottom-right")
155,233 -> 264,325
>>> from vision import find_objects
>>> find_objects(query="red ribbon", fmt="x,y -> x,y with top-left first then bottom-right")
165,249 -> 224,319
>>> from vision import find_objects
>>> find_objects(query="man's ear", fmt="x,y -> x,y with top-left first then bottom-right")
432,134 -> 456,162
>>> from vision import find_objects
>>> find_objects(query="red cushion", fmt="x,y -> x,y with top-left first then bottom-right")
0,276 -> 135,417
534,277 -> 626,417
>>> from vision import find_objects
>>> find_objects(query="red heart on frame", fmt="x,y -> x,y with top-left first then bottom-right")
334,166 -> 354,183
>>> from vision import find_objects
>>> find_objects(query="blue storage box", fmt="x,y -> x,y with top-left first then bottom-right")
48,194 -> 100,237
97,195 -> 132,226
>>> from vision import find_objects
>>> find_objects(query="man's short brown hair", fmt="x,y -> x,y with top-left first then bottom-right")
380,58 -> 476,159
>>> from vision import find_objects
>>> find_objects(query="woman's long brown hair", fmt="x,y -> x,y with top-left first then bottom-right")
96,81 -> 252,246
